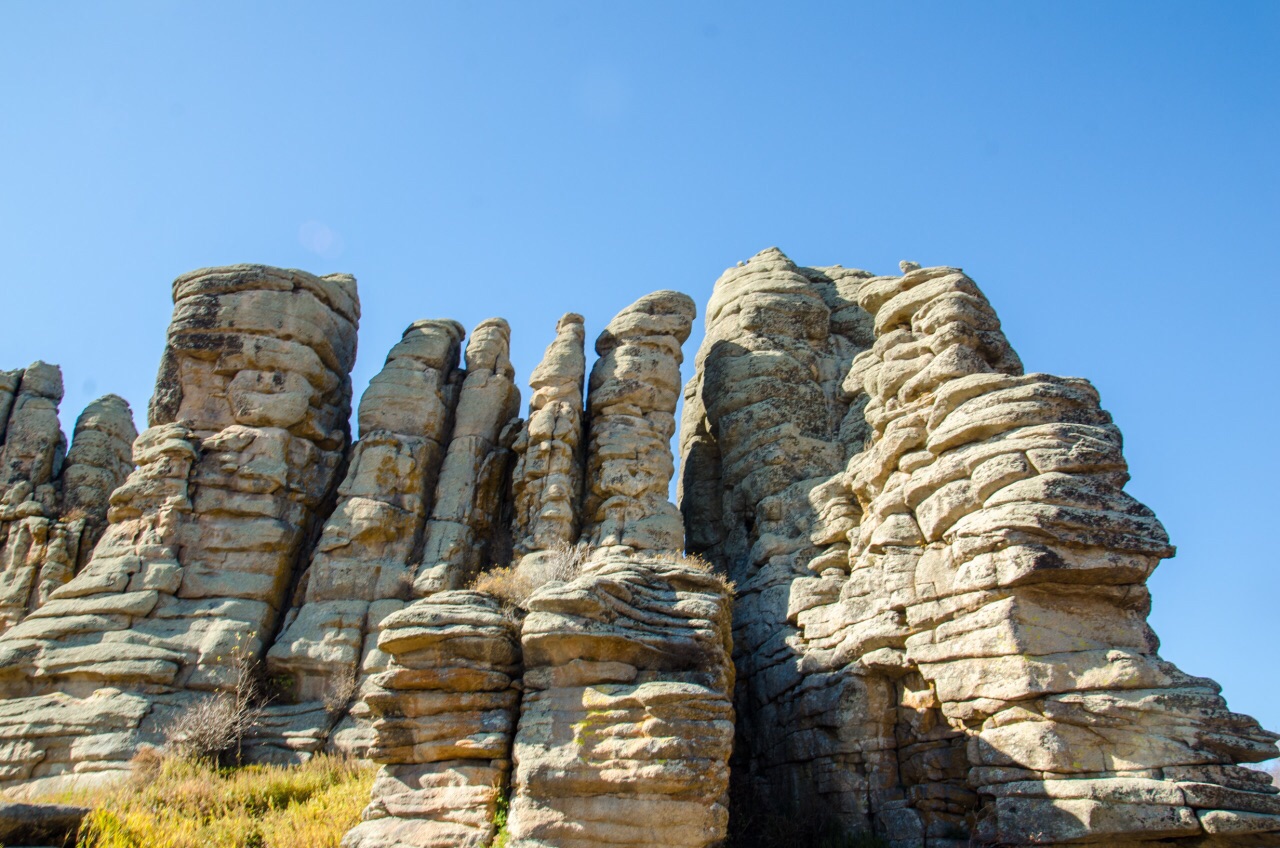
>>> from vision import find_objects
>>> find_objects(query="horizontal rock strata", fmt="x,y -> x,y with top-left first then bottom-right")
0,265 -> 359,789
679,249 -> 1280,846
0,362 -> 136,635
342,591 -> 521,848
0,250 -> 1273,848
504,555 -> 735,848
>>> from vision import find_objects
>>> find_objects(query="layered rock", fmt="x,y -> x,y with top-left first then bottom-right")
679,250 -> 1280,846
582,292 -> 696,554
263,319 -> 464,758
504,555 -> 734,848
0,265 -> 359,790
263,317 -> 523,760
343,591 -> 521,848
413,318 -> 521,594
510,314 -> 587,562
0,362 -> 137,634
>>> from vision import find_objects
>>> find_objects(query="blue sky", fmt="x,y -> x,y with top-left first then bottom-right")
2,3 -> 1278,740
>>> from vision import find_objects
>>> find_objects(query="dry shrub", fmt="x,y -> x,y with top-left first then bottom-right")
471,541 -> 592,609
322,665 -> 360,716
636,549 -> 736,595
164,639 -> 264,765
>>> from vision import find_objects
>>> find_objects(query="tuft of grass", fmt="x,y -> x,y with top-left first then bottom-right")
487,790 -> 510,848
38,752 -> 375,848
471,541 -> 591,609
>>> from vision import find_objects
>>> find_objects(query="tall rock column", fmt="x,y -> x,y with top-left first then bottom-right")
0,265 -> 358,793
509,313 -> 586,562
582,291 -> 695,554
681,251 -> 1280,845
0,362 -> 136,633
263,320 -> 464,759
414,318 -> 521,594
677,249 -> 879,829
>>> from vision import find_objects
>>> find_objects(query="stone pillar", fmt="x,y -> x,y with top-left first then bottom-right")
582,291 -> 695,554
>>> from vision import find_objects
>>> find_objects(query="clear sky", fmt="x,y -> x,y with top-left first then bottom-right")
2,3 -> 1277,744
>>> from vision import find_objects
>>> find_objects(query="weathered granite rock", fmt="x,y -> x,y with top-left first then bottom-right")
582,292 -> 695,554
413,318 -> 521,594
0,265 -> 358,788
267,320 -> 464,724
679,249 -> 1280,846
0,250 -> 1272,848
0,362 -> 137,634
343,591 -> 521,848
510,314 -> 587,562
504,554 -> 734,848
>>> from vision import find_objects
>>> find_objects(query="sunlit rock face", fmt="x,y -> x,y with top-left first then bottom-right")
0,363 -> 137,636
0,252 -> 1275,847
679,248 -> 1280,846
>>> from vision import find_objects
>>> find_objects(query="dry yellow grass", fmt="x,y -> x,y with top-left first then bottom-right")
31,751 -> 375,848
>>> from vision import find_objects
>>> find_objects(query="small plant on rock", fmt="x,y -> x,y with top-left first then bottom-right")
163,632 -> 265,765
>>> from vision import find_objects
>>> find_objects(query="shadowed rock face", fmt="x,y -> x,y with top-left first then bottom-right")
679,248 -> 1280,846
0,362 -> 137,635
0,252 -> 1274,847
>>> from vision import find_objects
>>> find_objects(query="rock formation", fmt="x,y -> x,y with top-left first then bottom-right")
0,250 -> 1274,848
582,291 -> 695,554
343,592 -> 521,848
679,249 -> 1280,846
0,264 -> 359,793
0,362 -> 137,634
505,555 -> 734,848
510,314 -> 587,561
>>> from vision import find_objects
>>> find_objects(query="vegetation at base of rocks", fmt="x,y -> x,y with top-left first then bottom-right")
470,540 -> 592,609
639,548 -> 736,594
486,790 -> 510,848
39,751 -> 375,848
162,634 -> 267,766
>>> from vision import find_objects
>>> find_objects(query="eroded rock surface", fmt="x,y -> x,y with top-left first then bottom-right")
0,362 -> 137,634
0,251 -> 1273,848
0,265 -> 359,789
510,314 -> 587,562
505,555 -> 734,848
582,291 -> 695,554
679,249 -> 1280,846
343,591 -> 521,848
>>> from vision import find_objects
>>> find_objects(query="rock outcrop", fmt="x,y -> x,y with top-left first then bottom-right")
263,319 -> 465,759
343,592 -> 521,848
0,362 -> 137,634
505,555 -> 734,848
582,291 -> 695,554
0,265 -> 359,792
510,314 -> 587,562
679,249 -> 1280,846
0,249 -> 1274,848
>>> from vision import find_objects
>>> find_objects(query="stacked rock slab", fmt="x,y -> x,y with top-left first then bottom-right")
263,319 -> 465,759
0,361 -> 137,634
505,555 -> 734,848
343,591 -> 521,848
509,314 -> 587,561
581,291 -> 696,554
679,250 -> 1280,846
0,265 -> 358,793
